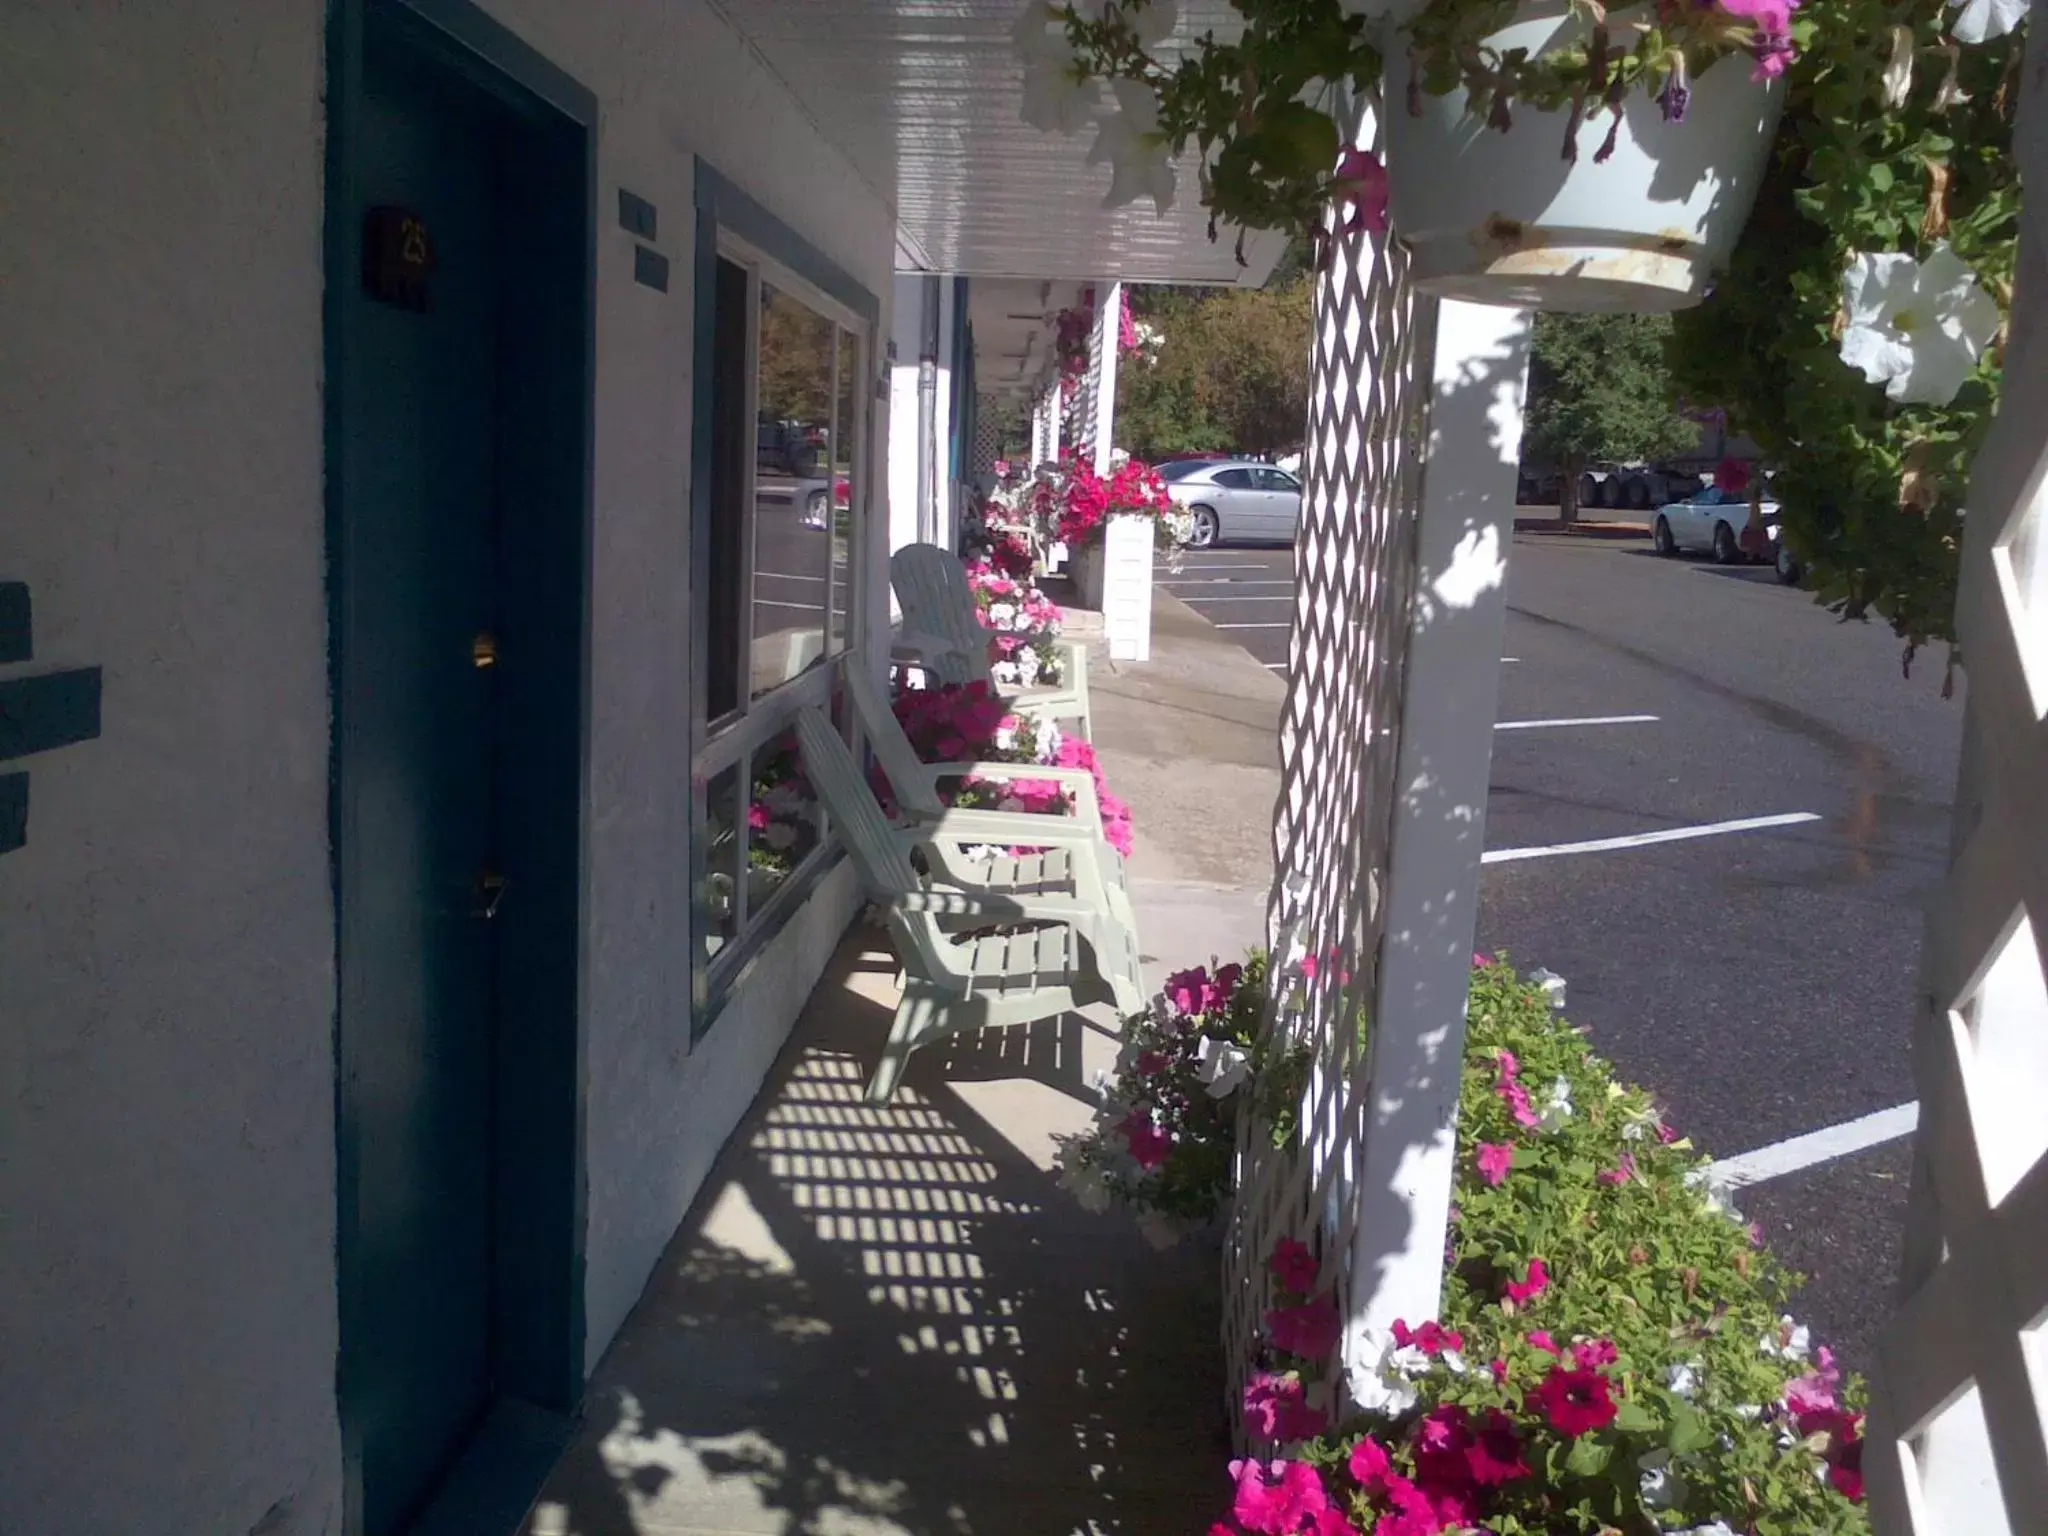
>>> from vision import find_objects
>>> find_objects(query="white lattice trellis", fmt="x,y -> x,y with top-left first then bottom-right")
1222,100 -> 1430,1422
1865,47 -> 2048,1534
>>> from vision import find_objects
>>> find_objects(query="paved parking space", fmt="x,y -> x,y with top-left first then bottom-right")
1168,531 -> 1963,1371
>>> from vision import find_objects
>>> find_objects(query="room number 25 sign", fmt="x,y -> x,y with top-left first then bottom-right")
362,206 -> 435,312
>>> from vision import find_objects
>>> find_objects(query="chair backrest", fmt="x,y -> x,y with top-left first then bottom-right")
793,707 -> 924,894
890,544 -> 991,688
841,661 -> 948,820
794,704 -> 963,988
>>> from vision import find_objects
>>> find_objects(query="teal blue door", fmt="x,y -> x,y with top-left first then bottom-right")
338,33 -> 504,1534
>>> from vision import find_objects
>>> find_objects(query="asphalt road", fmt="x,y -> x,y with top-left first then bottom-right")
1163,533 -> 1964,1372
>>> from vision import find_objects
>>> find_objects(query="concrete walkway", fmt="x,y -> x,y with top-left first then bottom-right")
522,592 -> 1283,1535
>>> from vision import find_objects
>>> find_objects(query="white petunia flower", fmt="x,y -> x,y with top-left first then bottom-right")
1527,967 -> 1567,1009
1343,1326 -> 1424,1416
1760,1315 -> 1812,1363
1638,1449 -> 1690,1511
1680,1524 -> 1740,1536
1195,1034 -> 1252,1098
1539,1075 -> 1574,1131
1117,0 -> 1180,46
1019,42 -> 1105,137
1949,0 -> 2029,44
1087,79 -> 1176,214
1839,243 -> 2003,405
1665,1360 -> 1702,1399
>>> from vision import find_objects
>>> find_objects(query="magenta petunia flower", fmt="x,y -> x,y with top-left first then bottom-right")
1526,1330 -> 1560,1355
1331,147 -> 1388,236
1499,1080 -> 1540,1129
1391,1318 -> 1465,1357
1120,1110 -> 1172,1170
1475,1142 -> 1516,1187
1529,1365 -> 1619,1437
1269,1238 -> 1319,1294
1571,1338 -> 1619,1370
1265,1294 -> 1342,1362
1597,1153 -> 1637,1187
1242,1372 -> 1329,1444
1463,1408 -> 1532,1486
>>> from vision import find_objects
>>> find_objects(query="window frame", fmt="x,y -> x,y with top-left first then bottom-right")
689,161 -> 880,1036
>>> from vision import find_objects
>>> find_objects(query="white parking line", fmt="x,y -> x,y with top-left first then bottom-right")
1264,662 -> 1288,671
1482,811 -> 1822,864
1215,622 -> 1294,631
1496,714 -> 1659,731
1173,595 -> 1297,604
1704,1102 -> 1919,1190
1161,578 -> 1297,586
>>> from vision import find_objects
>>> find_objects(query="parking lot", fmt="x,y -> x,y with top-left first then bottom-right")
1162,533 -> 1963,1370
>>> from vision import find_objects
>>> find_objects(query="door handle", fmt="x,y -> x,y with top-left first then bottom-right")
471,869 -> 508,920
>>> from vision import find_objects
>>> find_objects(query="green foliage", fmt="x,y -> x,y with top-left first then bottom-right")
1668,2 -> 2020,654
1118,281 -> 1314,459
1525,314 -> 1700,480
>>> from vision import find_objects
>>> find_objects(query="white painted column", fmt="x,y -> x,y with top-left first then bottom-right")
1087,279 -> 1150,659
886,273 -> 928,562
1046,379 -> 1063,463
1091,279 -> 1123,474
1345,299 -> 1533,1344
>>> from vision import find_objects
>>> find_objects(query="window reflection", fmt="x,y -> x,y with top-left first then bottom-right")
829,326 -> 857,654
703,765 -> 742,961
751,283 -> 834,698
746,729 -> 822,916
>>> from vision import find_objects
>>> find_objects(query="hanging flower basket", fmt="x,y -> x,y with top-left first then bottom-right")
1386,4 -> 1785,312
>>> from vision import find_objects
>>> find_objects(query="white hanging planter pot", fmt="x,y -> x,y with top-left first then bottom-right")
1386,3 -> 1785,313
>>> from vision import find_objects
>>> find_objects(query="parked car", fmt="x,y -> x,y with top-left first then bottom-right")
758,416 -> 829,478
1653,484 -> 1800,582
1158,458 -> 1303,547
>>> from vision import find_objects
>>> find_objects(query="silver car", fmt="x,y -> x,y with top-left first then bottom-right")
1159,458 -> 1302,547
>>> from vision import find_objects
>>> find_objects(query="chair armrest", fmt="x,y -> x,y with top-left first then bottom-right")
914,761 -> 1104,827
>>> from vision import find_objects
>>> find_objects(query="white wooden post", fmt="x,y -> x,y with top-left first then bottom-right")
1344,299 -> 1532,1350
1088,279 -> 1151,661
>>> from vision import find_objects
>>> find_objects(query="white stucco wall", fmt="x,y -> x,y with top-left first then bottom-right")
0,1 -> 894,1529
0,4 -> 338,1534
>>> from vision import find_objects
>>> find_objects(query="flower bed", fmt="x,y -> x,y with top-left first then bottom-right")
886,677 -> 1135,858
1055,953 -> 1871,1533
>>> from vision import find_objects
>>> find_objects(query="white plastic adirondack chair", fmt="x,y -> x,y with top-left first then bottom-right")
794,707 -> 1140,1102
839,660 -> 1140,945
890,543 -> 1092,737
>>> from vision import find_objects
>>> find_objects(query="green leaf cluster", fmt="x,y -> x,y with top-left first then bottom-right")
1525,313 -> 1701,476
1667,2 -> 2019,654
1117,281 -> 1315,460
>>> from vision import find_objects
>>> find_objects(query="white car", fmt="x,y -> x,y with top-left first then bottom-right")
1158,458 -> 1303,547
1652,485 -> 1800,583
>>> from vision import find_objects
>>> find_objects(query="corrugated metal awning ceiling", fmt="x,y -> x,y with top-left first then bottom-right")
712,0 -> 1287,288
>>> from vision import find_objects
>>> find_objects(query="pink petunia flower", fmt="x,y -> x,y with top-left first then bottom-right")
1331,147 -> 1389,237
1475,1142 -> 1516,1187
1526,1330 -> 1560,1355
1503,1257 -> 1549,1306
1269,1238 -> 1319,1294
1598,1153 -> 1637,1187
1488,1358 -> 1509,1385
1228,1458 -> 1328,1535
1135,1049 -> 1171,1077
1572,1338 -> 1619,1370
1495,1049 -> 1520,1082
1499,1080 -> 1540,1129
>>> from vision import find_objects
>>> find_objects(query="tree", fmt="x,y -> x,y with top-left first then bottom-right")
1117,279 -> 1313,462
1523,314 -> 1698,524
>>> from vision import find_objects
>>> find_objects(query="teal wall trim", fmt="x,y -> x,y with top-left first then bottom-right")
0,773 -> 25,853
0,669 -> 103,761
692,160 -> 881,326
0,583 -> 28,663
